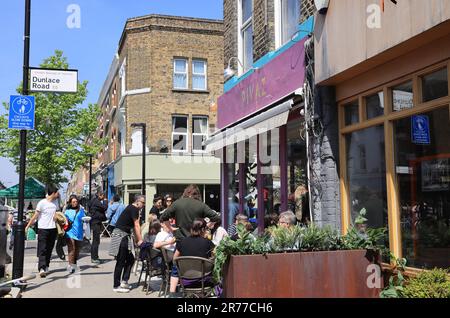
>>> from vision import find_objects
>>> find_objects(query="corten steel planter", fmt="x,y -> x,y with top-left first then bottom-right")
223,250 -> 382,298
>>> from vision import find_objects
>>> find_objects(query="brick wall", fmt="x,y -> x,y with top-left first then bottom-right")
224,0 -> 316,72
120,15 -> 224,153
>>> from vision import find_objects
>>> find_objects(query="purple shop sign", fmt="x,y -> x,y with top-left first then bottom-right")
217,38 -> 306,129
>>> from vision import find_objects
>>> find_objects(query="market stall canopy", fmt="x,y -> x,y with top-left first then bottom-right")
0,177 -> 46,199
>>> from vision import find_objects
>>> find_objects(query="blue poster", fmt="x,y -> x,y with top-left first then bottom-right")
8,95 -> 35,130
411,115 -> 430,145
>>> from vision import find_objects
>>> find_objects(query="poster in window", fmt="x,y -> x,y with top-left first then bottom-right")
421,158 -> 450,192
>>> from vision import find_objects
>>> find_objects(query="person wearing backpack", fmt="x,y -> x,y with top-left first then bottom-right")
64,195 -> 86,274
106,194 -> 126,228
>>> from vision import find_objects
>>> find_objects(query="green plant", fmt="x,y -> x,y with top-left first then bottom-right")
380,257 -> 407,298
402,268 -> 450,298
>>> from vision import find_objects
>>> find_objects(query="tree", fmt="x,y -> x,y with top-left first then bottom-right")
0,50 -> 104,185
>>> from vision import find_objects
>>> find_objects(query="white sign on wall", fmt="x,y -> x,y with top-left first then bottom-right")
29,68 -> 78,93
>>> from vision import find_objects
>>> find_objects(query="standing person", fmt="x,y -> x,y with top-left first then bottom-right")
160,185 -> 220,241
149,196 -> 163,219
25,184 -> 60,278
106,194 -> 126,229
109,195 -> 144,293
64,195 -> 86,274
89,191 -> 108,264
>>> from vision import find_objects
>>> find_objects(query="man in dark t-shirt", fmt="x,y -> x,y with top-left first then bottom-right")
112,195 -> 144,293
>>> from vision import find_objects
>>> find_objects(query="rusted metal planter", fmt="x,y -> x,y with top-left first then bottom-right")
223,250 -> 382,298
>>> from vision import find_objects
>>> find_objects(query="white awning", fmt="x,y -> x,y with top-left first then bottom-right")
205,99 -> 293,152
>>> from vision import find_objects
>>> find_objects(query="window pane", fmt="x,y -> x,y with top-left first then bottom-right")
173,134 -> 187,151
193,75 -> 206,90
261,129 -> 281,216
173,74 -> 187,89
193,60 -> 205,74
193,135 -> 206,151
281,0 -> 299,44
174,59 -> 186,72
421,68 -> 448,102
172,117 -> 187,133
346,125 -> 389,253
366,92 -> 384,120
242,0 -> 252,22
392,81 -> 413,112
287,119 -> 308,224
394,107 -> 450,269
243,24 -> 253,72
344,101 -> 359,126
193,117 -> 207,134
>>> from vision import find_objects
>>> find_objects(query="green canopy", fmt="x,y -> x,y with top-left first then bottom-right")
0,177 -> 46,199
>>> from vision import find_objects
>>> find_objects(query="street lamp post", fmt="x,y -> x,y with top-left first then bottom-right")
12,0 -> 31,279
131,123 -> 146,223
87,153 -> 93,213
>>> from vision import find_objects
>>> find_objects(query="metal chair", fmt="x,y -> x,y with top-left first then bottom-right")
138,247 -> 163,295
158,248 -> 174,298
174,256 -> 215,298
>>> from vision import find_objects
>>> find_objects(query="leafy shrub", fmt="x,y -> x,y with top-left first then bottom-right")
402,268 -> 450,298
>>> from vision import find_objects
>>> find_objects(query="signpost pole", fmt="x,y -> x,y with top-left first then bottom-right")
12,0 -> 31,279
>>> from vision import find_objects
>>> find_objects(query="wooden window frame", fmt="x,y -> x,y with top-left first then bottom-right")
338,60 -> 450,268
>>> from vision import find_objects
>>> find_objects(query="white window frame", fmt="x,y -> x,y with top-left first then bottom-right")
192,59 -> 207,91
192,116 -> 209,153
173,58 -> 188,90
172,115 -> 189,153
275,0 -> 300,49
119,58 -> 126,98
238,0 -> 253,75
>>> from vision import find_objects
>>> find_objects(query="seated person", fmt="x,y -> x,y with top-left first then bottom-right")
141,213 -> 158,240
154,220 -> 176,262
168,218 -> 215,297
229,214 -> 253,240
140,221 -> 163,269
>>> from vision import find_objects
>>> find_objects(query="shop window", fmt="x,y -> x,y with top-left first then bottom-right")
365,91 -> 384,120
244,138 -> 258,219
287,120 -> 308,224
344,101 -> 359,126
192,116 -> 208,152
346,125 -> 389,246
172,116 -> 188,152
421,68 -> 448,103
394,107 -> 450,269
260,129 -> 281,216
392,81 -> 413,112
192,60 -> 207,91
173,58 -> 188,89
239,0 -> 253,73
275,0 -> 300,48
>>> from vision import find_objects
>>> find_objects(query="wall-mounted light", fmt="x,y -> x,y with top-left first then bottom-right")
314,0 -> 329,14
224,56 -> 258,80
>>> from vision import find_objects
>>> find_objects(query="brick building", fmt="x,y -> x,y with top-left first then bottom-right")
68,15 -> 224,211
205,0 -> 324,229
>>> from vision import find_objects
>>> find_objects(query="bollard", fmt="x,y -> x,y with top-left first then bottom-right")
0,205 -> 9,279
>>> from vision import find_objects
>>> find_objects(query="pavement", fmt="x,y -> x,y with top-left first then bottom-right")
5,237 -> 164,298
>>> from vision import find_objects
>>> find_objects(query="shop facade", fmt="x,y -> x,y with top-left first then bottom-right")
207,24 -> 313,229
315,0 -> 450,269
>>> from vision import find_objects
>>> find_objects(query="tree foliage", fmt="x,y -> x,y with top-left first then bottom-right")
0,50 -> 103,185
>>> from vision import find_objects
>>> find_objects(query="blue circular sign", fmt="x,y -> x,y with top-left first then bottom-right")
11,96 -> 33,116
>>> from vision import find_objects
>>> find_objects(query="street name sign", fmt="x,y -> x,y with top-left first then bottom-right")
29,68 -> 78,93
8,95 -> 35,130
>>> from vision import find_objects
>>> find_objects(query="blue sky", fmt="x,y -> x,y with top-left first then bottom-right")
0,0 -> 223,188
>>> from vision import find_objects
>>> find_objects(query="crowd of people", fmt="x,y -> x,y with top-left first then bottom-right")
11,183 -> 301,297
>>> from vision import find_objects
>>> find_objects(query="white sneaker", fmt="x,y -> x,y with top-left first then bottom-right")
113,287 -> 130,293
120,282 -> 132,290
39,269 -> 46,278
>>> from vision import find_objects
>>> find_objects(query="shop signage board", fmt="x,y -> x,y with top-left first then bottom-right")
8,95 -> 35,130
29,68 -> 78,93
217,38 -> 307,129
411,115 -> 430,145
